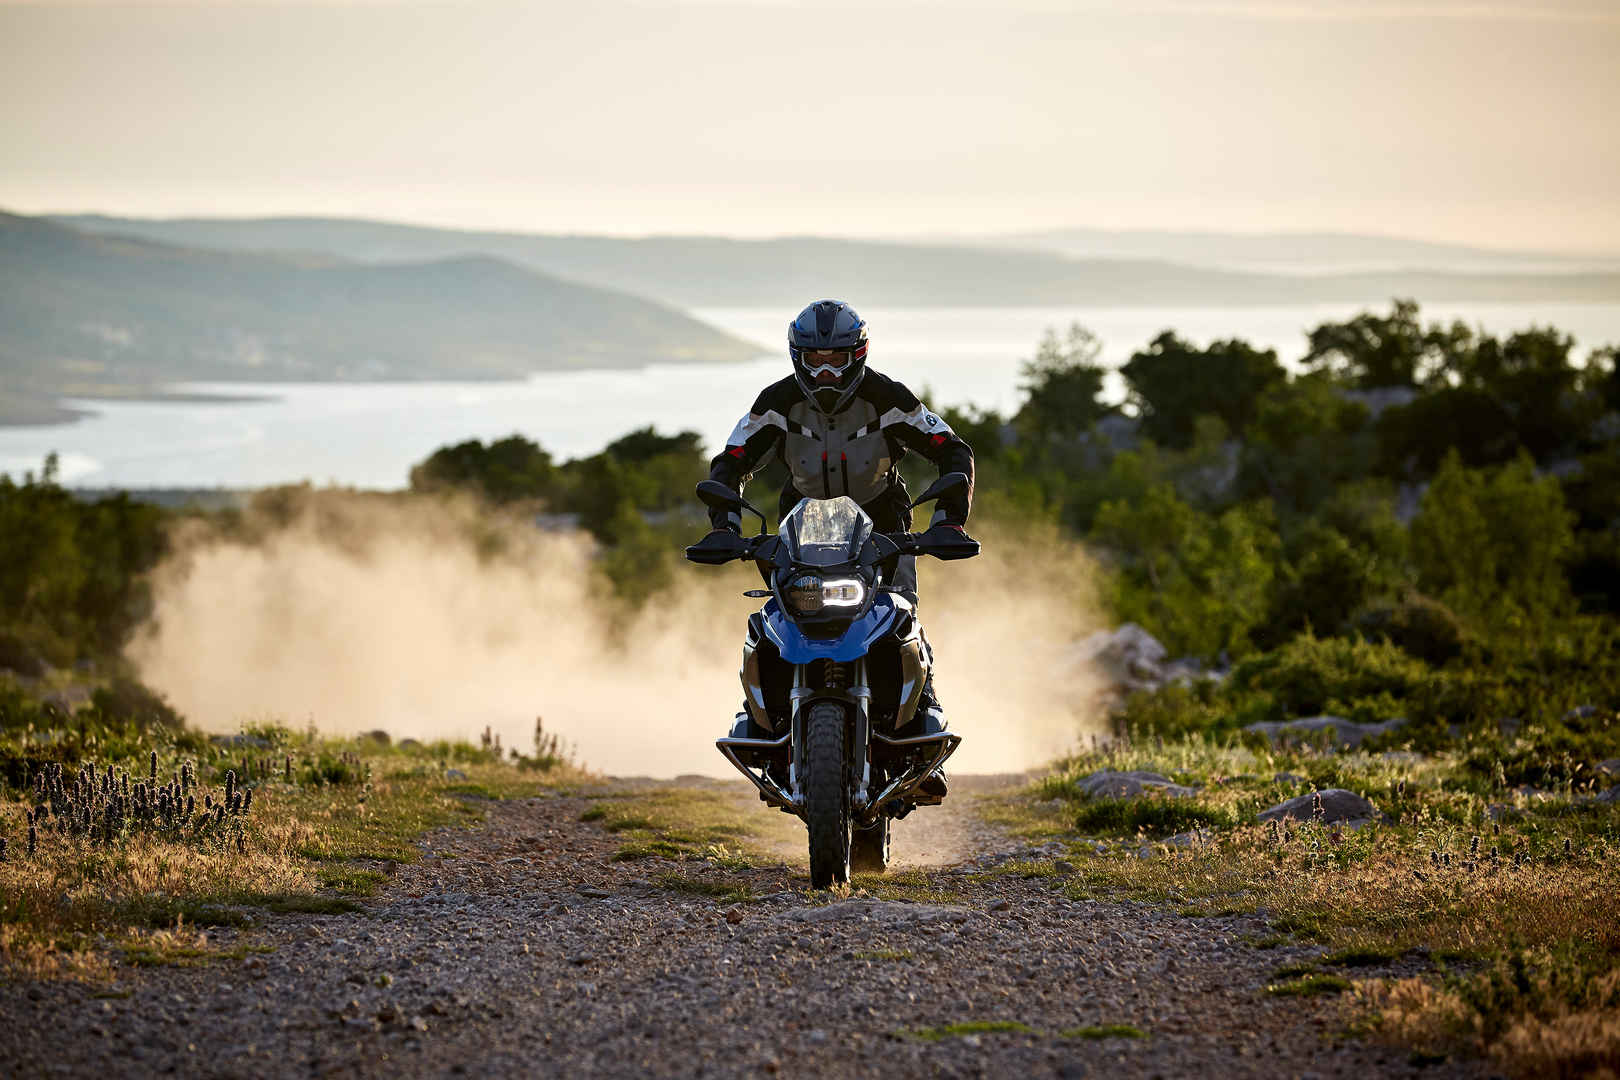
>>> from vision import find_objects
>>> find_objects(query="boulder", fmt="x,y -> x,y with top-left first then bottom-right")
1257,788 -> 1378,825
1244,715 -> 1408,750
1595,759 -> 1620,779
1075,769 -> 1197,800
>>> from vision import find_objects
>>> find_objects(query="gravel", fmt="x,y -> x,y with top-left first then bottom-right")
0,778 -> 1486,1079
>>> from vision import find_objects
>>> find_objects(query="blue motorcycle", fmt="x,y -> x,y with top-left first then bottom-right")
685,473 -> 978,887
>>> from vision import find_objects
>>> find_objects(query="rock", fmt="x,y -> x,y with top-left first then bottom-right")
1052,860 -> 1076,875
987,899 -> 1010,913
1075,769 -> 1197,800
1379,751 -> 1424,766
445,768 -> 468,780
1273,772 -> 1307,785
1595,759 -> 1620,779
1564,704 -> 1599,722
1244,715 -> 1408,750
1069,624 -> 1168,690
1257,789 -> 1378,825
575,886 -> 612,899
1591,787 -> 1620,805
724,906 -> 745,925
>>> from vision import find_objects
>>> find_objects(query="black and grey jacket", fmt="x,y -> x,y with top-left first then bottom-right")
707,371 -> 975,533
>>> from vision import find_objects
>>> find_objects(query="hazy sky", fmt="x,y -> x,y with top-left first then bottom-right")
2,0 -> 1617,250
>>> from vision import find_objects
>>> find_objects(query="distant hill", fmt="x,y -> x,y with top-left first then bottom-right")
0,212 -> 760,421
979,227 -> 1620,275
52,214 -> 1620,310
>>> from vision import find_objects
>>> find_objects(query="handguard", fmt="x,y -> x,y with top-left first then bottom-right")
685,529 -> 751,565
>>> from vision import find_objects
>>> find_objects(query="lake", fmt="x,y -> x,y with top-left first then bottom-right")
5,300 -> 1619,489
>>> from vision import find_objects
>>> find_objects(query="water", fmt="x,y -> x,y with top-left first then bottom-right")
5,301 -> 1618,489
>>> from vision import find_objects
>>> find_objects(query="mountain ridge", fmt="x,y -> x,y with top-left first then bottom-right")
48,212 -> 1620,310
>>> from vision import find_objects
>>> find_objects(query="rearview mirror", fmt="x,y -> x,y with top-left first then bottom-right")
908,471 -> 969,510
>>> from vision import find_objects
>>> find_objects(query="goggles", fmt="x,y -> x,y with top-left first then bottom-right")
796,345 -> 865,378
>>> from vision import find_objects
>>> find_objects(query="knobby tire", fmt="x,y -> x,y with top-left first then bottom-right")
803,702 -> 851,889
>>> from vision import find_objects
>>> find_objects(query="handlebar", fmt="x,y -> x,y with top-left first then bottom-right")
684,527 -> 978,566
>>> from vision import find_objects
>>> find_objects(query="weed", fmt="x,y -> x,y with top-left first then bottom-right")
1268,974 -> 1353,996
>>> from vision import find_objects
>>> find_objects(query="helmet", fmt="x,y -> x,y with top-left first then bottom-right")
788,299 -> 868,414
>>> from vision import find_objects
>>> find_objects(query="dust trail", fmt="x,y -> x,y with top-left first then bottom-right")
130,491 -> 1107,777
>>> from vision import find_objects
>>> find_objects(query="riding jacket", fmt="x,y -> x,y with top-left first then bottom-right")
706,371 -> 975,534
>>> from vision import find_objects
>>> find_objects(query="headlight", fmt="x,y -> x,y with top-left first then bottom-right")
820,578 -> 866,607
784,575 -> 866,614
786,574 -> 824,614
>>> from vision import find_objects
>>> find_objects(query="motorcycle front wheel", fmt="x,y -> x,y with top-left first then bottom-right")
803,701 -> 851,889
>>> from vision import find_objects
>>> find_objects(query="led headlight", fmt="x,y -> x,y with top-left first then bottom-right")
819,578 -> 866,607
784,575 -> 866,614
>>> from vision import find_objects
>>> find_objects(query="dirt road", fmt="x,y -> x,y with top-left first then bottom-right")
0,777 -> 1481,1079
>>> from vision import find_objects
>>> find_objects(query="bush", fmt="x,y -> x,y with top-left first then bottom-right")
1354,594 -> 1470,665
1072,794 -> 1239,837
1228,634 -> 1431,718
89,676 -> 185,730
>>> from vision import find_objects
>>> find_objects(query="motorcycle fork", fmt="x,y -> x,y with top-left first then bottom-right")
788,659 -> 872,811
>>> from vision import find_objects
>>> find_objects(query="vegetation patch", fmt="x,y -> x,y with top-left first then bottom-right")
653,871 -> 755,904
1269,974 -> 1353,997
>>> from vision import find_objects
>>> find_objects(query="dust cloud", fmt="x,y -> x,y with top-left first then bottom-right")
130,492 -> 1108,777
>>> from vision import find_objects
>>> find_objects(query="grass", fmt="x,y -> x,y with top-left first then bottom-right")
118,933 -> 275,968
854,948 -> 913,961
654,870 -> 756,904
0,721 -> 580,978
1005,730 -> 1620,1078
1269,974 -> 1353,997
578,788 -> 766,864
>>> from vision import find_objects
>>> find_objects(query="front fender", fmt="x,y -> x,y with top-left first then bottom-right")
762,596 -> 900,663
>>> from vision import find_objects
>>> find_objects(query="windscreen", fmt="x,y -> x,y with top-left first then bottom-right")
779,496 -> 873,567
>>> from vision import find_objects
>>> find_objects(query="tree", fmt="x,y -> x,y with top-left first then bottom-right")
1013,323 -> 1111,444
1302,299 -> 1436,388
408,435 -> 555,503
1120,331 -> 1284,450
1238,372 -> 1372,512
1410,451 -> 1576,631
1091,483 -> 1279,659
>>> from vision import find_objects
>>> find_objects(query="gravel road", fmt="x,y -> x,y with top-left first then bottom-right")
0,777 -> 1487,1079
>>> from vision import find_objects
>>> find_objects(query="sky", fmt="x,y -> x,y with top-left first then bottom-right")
1,0 -> 1618,250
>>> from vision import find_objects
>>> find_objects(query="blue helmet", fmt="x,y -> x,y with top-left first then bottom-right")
788,299 -> 868,414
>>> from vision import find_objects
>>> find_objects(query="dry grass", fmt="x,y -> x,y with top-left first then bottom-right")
0,737 -> 580,980
1005,733 -> 1620,1078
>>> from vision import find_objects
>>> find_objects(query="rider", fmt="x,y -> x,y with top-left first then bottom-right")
700,299 -> 975,796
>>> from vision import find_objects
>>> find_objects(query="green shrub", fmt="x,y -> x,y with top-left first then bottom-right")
1072,795 -> 1239,837
1228,634 -> 1431,718
1354,594 -> 1470,665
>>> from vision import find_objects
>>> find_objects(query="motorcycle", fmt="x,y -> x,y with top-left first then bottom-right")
684,472 -> 979,888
